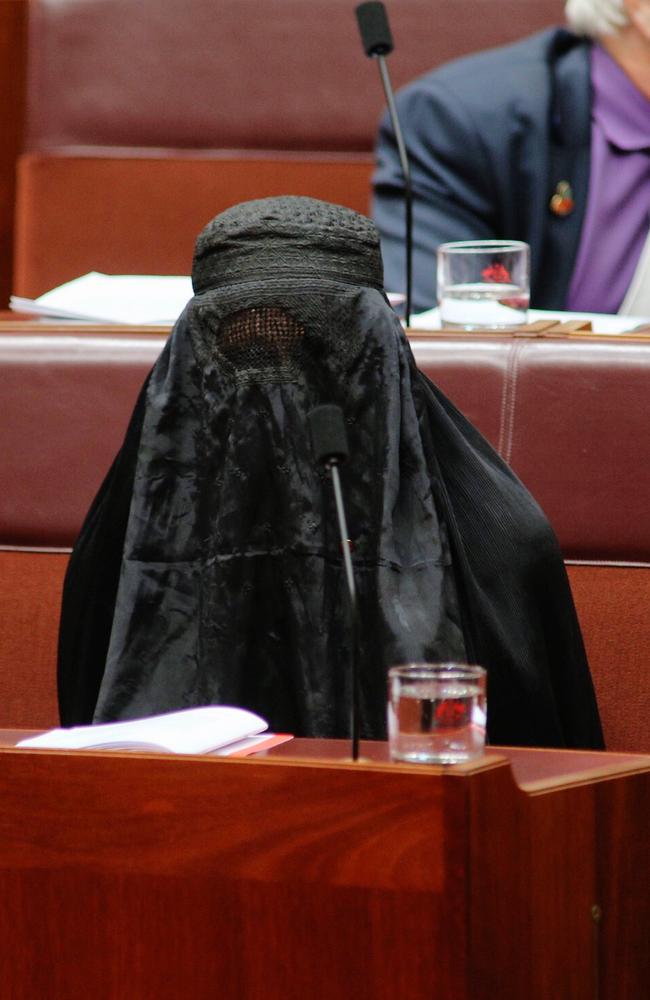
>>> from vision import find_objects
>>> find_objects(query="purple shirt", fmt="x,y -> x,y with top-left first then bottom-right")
567,44 -> 650,314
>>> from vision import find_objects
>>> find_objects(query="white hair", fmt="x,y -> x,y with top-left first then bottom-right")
564,0 -> 629,36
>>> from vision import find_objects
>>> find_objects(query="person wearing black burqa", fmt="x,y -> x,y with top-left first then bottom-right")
57,196 -> 604,749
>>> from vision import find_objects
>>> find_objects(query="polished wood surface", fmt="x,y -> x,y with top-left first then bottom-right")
2,313 -> 650,341
265,737 -> 650,790
0,735 -> 648,999
0,315 -> 171,335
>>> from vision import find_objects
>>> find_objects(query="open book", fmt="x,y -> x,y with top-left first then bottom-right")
16,706 -> 292,757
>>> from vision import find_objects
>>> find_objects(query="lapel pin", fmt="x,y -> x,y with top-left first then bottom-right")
550,181 -> 574,217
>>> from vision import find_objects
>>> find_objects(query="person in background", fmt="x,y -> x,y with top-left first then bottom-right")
373,0 -> 650,317
57,196 -> 603,751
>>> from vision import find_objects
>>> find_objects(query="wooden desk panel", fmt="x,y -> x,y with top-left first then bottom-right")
0,738 -> 648,999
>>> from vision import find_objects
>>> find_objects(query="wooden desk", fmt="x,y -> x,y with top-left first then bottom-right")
1,314 -> 649,338
1,734 -> 648,999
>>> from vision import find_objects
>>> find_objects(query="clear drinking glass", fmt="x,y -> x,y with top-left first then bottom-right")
437,240 -> 530,329
387,663 -> 487,764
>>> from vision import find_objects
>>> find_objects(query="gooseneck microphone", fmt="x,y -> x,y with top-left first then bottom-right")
355,1 -> 413,328
308,404 -> 360,761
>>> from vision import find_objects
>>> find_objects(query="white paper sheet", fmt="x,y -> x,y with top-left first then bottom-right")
16,706 -> 268,755
10,272 -> 194,325
409,306 -> 650,335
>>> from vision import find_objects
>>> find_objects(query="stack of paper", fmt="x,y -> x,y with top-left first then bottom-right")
10,272 -> 194,325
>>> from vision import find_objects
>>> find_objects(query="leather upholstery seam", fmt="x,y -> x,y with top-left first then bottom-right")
498,340 -> 523,462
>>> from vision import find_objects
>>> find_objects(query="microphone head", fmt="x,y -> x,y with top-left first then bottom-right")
308,405 -> 350,465
355,2 -> 394,57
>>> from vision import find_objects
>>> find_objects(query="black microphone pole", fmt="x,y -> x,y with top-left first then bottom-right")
355,1 -> 412,328
308,404 -> 360,761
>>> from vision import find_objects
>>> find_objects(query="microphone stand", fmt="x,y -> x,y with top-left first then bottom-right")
375,53 -> 413,328
308,404 -> 361,761
355,1 -> 413,327
325,459 -> 360,761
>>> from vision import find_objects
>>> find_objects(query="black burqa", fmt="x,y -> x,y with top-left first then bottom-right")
57,196 -> 603,749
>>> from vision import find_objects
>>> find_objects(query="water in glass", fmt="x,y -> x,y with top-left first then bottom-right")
439,282 -> 529,329
389,677 -> 486,764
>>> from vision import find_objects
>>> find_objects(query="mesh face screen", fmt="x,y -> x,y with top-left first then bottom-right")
217,306 -> 305,384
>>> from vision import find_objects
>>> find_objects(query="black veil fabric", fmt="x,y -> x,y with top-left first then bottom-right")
57,196 -> 603,749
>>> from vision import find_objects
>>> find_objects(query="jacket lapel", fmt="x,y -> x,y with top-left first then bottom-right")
535,36 -> 592,309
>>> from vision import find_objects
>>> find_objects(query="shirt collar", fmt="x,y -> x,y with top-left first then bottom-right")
591,43 -> 650,151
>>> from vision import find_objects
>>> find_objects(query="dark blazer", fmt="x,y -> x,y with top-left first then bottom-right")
372,28 -> 592,313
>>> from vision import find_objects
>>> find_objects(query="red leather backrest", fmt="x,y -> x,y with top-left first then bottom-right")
25,0 -> 565,152
416,334 -> 650,562
2,330 -> 650,562
0,333 -> 158,548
